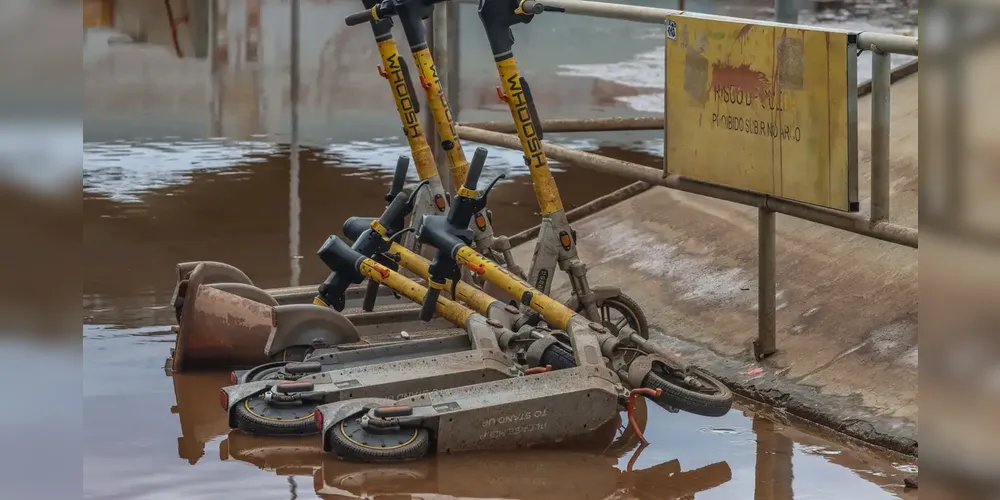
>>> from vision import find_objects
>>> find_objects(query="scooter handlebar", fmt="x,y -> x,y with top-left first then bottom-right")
342,217 -> 377,242
378,191 -> 411,231
316,236 -> 366,311
389,155 -> 410,200
345,8 -> 378,26
462,147 -> 489,191
417,214 -> 471,257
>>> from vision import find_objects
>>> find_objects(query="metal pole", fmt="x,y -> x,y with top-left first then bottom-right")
456,125 -> 918,248
424,16 -> 444,192
208,0 -> 223,137
444,0 -> 460,122
755,207 -> 777,360
774,0 -> 798,24
857,32 -> 920,56
870,50 -> 891,223
290,0 -> 300,145
942,7 -> 965,225
289,0 -> 302,287
428,4 -> 460,193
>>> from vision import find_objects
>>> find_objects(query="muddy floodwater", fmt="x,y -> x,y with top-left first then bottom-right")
83,0 -> 917,498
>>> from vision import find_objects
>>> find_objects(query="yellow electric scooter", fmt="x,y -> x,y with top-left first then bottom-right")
356,0 -> 518,274
345,0 -> 649,339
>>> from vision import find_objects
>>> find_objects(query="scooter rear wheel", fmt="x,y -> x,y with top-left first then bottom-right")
232,396 -> 319,435
643,366 -> 733,418
328,411 -> 431,462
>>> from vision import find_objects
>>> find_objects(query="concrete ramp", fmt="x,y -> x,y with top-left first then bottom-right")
512,73 -> 918,453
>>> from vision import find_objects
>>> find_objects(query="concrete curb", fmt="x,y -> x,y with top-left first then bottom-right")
646,330 -> 918,457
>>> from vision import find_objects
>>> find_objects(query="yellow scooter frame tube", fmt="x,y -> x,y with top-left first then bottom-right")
477,0 -> 564,216
338,216 -> 502,316
378,1 -> 468,194
361,255 -> 475,327
364,1 -> 444,191
410,48 -> 468,192
388,240 -> 498,316
387,1 -> 508,259
494,55 -> 564,216
454,245 -> 576,330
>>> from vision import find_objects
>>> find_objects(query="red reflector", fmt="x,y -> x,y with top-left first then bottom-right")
313,410 -> 324,431
230,372 -> 238,384
219,390 -> 229,411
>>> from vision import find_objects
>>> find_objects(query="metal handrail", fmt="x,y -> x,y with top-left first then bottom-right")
446,1 -> 919,359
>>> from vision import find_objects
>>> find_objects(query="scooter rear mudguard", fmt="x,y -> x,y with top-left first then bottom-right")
172,284 -> 361,372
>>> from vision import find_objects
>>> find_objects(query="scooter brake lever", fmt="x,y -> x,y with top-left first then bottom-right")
448,264 -> 463,300
405,179 -> 431,208
387,227 -> 416,245
472,174 -> 506,211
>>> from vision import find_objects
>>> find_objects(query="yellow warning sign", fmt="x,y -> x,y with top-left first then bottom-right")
664,15 -> 859,212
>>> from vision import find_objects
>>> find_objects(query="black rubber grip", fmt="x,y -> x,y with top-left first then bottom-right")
390,156 -> 409,197
361,280 -> 380,312
420,286 -> 442,322
378,192 -> 410,229
342,217 -> 377,242
345,9 -> 375,26
318,274 -> 350,311
463,147 -> 489,190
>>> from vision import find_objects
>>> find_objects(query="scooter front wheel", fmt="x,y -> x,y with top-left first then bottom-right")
328,411 -> 431,462
643,366 -> 733,418
232,396 -> 319,435
585,293 -> 649,339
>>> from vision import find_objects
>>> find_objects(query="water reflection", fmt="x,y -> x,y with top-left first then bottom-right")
162,366 -> 917,500
214,401 -> 733,499
753,417 -> 794,500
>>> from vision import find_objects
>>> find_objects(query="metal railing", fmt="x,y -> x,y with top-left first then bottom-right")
441,0 -> 920,359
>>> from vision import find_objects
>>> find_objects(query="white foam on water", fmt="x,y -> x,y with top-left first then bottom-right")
83,139 -> 279,203
323,136 -> 601,189
82,133 -> 605,203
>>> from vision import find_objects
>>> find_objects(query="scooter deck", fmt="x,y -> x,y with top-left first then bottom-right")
232,331 -> 472,382
222,348 -> 515,423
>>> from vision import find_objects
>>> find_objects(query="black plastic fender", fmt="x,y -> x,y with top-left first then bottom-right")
561,285 -> 623,312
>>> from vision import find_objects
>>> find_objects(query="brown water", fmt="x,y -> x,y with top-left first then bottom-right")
83,1 -> 918,497
81,133 -> 918,500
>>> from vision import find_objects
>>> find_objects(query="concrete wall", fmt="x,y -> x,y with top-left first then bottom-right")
84,0 -> 657,143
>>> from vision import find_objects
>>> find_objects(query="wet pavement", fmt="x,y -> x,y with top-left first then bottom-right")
83,0 -> 917,498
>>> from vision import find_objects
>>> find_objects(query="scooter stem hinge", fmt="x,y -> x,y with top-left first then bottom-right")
495,86 -> 508,102
377,64 -> 388,79
419,74 -> 432,89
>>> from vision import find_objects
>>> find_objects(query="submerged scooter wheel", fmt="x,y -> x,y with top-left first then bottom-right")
328,411 -> 431,462
643,366 -> 733,418
232,395 -> 319,436
244,365 -> 284,382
